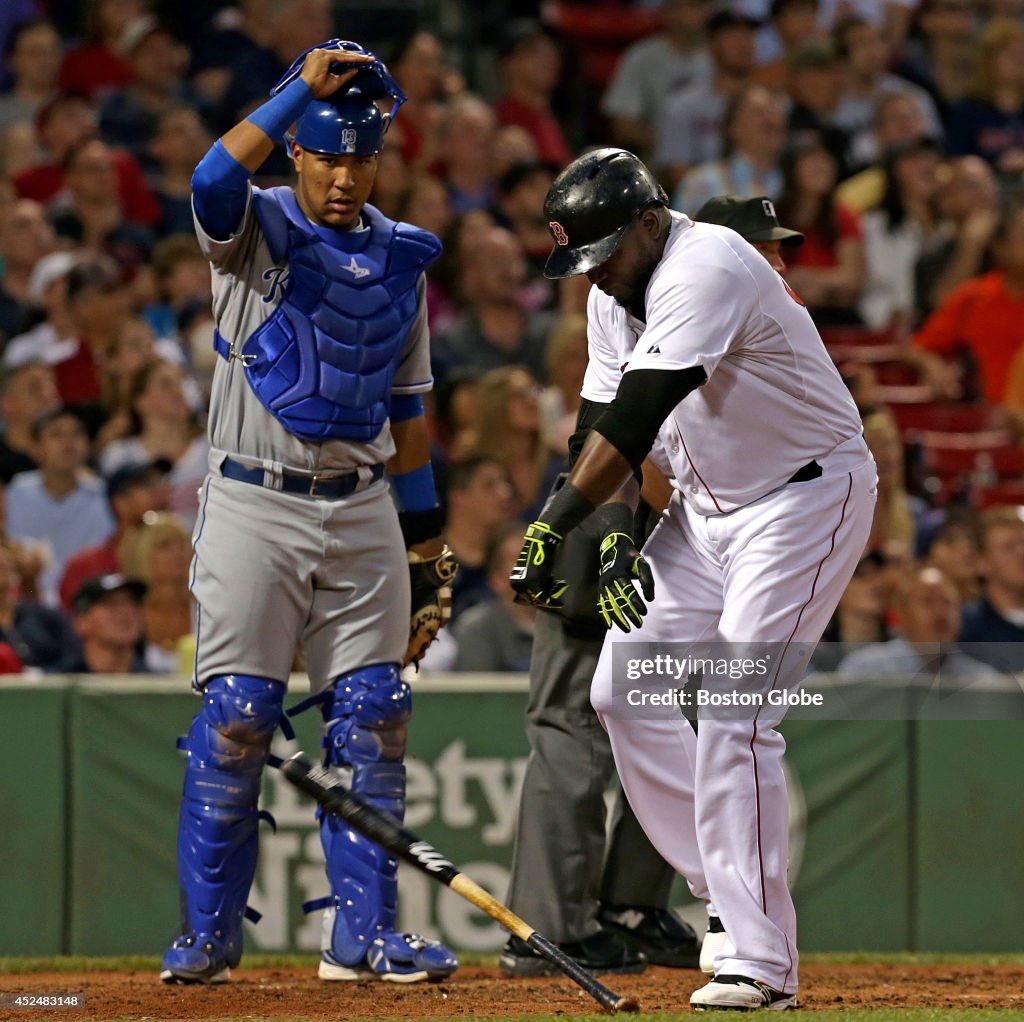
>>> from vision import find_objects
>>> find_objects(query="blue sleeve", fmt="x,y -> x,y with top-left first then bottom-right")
191,140 -> 253,241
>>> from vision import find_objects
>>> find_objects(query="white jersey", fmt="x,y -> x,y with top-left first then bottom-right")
581,213 -> 865,516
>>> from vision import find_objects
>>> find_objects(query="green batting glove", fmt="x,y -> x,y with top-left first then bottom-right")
510,520 -> 569,608
597,531 -> 655,632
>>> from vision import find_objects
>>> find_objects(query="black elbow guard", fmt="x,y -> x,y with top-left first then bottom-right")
593,366 -> 707,472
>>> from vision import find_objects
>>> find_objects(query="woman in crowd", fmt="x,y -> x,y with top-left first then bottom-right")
775,135 -> 867,323
859,139 -> 944,333
119,509 -> 193,673
98,358 -> 208,528
469,365 -> 565,521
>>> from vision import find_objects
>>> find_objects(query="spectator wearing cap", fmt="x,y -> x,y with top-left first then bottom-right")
3,405 -> 115,608
11,94 -> 161,225
98,16 -> 212,169
601,0 -> 714,161
673,83 -> 787,214
0,198 -> 57,343
785,37 -> 851,176
833,16 -> 943,151
0,360 -> 59,484
60,573 -> 149,674
494,19 -> 571,170
0,536 -> 81,673
0,18 -> 61,138
655,8 -> 760,186
57,0 -> 144,103
694,194 -> 804,273
58,460 -> 169,613
2,252 -> 80,371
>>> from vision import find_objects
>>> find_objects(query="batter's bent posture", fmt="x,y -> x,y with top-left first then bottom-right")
162,42 -> 458,986
511,150 -> 876,1011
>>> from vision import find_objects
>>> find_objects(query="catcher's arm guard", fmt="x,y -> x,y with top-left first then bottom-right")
404,545 -> 460,668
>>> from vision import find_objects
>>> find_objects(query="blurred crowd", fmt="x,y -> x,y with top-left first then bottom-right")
0,0 -> 1023,676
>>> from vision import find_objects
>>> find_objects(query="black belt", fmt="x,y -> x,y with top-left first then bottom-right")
788,460 -> 823,484
221,457 -> 384,498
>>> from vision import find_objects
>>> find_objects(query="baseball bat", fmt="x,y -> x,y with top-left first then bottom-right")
277,752 -> 640,1014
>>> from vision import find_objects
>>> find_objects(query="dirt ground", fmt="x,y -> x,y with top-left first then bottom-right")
1,963 -> 1022,1020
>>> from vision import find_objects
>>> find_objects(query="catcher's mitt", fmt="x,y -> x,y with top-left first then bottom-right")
404,545 -> 459,668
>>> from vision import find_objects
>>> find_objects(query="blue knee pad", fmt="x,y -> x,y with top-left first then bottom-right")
168,674 -> 285,976
316,663 -> 410,966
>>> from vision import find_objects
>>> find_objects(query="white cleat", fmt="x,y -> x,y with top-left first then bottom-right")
691,974 -> 797,1011
700,916 -> 729,975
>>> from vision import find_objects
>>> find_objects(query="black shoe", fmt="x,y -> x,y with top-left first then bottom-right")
598,904 -> 701,968
499,930 -> 647,978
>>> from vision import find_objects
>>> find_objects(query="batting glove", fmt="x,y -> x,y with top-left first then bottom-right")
597,531 -> 655,632
510,521 -> 569,609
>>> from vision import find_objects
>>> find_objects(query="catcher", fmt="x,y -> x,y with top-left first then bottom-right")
161,39 -> 458,985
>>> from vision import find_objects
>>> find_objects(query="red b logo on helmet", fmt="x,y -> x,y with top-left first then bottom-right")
549,221 -> 569,246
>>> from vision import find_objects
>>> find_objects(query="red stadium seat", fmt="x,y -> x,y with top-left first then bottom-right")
889,402 -> 1006,436
973,483 -> 1024,510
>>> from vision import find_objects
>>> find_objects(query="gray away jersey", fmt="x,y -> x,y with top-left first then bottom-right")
193,186 -> 433,473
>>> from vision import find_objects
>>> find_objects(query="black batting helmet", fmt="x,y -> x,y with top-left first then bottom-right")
543,148 -> 667,279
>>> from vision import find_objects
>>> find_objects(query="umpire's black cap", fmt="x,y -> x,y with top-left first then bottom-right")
542,148 -> 668,280
695,195 -> 804,246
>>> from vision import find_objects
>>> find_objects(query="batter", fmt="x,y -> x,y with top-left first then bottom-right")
511,149 -> 876,1010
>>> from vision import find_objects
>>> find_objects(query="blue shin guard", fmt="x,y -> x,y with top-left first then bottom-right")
312,664 -> 457,982
161,675 -> 285,984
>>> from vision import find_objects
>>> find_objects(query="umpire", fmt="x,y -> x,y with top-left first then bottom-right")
500,406 -> 697,977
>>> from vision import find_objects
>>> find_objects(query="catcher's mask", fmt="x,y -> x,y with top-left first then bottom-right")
542,148 -> 667,280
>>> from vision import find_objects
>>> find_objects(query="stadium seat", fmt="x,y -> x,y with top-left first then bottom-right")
973,483 -> 1024,510
889,402 -> 1006,436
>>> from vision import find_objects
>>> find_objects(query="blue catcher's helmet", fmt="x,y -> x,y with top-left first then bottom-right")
292,90 -> 385,156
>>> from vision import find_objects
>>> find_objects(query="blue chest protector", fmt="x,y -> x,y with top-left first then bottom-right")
219,188 -> 441,442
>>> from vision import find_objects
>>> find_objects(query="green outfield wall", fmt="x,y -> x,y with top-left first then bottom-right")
0,676 -> 1020,956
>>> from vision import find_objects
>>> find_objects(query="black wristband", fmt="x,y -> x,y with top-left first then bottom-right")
399,506 -> 444,548
543,481 -> 596,538
591,501 -> 634,539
